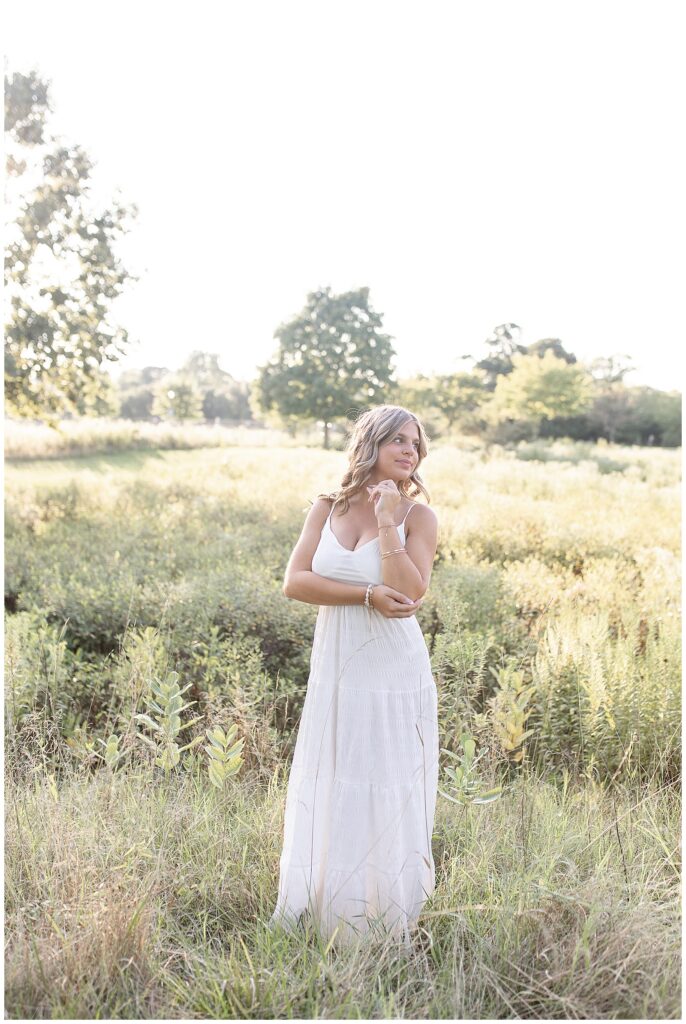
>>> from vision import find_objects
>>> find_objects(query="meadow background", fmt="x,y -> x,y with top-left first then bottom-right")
4,1 -> 683,1018
4,423 -> 681,1019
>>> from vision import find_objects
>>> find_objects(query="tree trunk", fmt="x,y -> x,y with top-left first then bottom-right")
323,420 -> 330,449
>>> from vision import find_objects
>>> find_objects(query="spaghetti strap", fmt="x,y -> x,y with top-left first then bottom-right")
400,502 -> 417,527
324,498 -> 337,524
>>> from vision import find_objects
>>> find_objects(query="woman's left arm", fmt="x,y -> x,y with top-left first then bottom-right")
378,504 -> 438,602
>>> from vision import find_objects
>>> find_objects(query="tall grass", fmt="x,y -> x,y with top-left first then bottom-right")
4,438 -> 681,1018
4,416 -> 328,460
4,754 -> 680,1018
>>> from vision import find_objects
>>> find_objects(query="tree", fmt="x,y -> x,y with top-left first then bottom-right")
586,387 -> 634,443
474,323 -> 527,389
151,377 -> 203,423
119,387 -> 155,421
587,353 -> 635,386
580,354 -> 637,443
253,286 -> 396,447
485,350 -> 594,438
526,338 -> 577,364
621,387 -> 682,447
118,366 -> 169,390
387,374 -> 450,437
180,350 -> 226,386
433,371 -> 489,428
116,366 -> 167,421
201,383 -> 251,421
4,69 -> 138,420
390,370 -> 489,438
179,350 -> 252,421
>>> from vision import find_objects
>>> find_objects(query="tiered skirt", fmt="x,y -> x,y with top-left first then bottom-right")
268,604 -> 440,947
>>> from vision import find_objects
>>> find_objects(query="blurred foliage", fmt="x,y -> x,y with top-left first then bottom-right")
4,440 -> 679,785
4,70 -> 138,420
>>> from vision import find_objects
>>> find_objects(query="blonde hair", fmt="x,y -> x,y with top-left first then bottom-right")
316,405 -> 431,516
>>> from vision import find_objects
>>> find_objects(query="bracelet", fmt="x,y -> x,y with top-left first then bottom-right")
381,547 -> 407,559
363,583 -> 374,608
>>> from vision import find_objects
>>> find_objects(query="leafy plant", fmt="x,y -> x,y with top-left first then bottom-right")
134,671 -> 204,773
439,731 -> 502,805
204,724 -> 245,789
95,733 -> 126,771
487,664 -> 536,764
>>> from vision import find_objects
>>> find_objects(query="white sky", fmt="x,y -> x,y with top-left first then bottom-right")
5,0 -> 685,391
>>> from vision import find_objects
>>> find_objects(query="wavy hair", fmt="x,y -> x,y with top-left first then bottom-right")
316,405 -> 431,516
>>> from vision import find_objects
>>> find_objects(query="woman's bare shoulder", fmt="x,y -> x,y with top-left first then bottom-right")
406,501 -> 438,530
305,496 -> 333,523
413,500 -> 437,518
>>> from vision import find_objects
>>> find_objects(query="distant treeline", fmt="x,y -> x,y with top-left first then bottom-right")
106,332 -> 680,449
5,73 -> 680,450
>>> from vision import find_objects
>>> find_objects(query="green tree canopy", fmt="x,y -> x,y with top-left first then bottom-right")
179,350 -> 252,420
526,338 -> 577,364
4,69 -> 138,419
151,377 -> 203,422
485,349 -> 594,437
390,371 -> 489,438
474,322 -> 527,389
433,371 -> 489,427
253,286 -> 396,447
621,387 -> 681,447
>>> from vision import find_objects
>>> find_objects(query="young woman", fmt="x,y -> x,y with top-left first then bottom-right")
268,405 -> 440,948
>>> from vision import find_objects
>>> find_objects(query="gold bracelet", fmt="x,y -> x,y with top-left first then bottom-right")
381,547 -> 407,559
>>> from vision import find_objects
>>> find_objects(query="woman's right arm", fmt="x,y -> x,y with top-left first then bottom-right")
283,498 -> 367,606
283,498 -> 423,616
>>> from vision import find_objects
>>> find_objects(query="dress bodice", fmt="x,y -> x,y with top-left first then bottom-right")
311,501 -> 416,586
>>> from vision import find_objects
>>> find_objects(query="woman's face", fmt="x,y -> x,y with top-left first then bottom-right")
374,418 -> 421,481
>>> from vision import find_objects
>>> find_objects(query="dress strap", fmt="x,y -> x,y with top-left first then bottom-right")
325,497 -> 337,523
400,502 -> 416,527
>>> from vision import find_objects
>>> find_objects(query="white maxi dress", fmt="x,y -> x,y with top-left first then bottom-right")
268,500 -> 440,947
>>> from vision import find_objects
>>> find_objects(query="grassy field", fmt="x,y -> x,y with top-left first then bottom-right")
4,436 -> 681,1019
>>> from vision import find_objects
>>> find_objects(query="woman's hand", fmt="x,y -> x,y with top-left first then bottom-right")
366,481 -> 424,616
370,584 -> 424,618
367,479 -> 402,524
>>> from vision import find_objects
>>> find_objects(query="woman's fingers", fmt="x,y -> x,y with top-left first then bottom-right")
388,600 -> 423,616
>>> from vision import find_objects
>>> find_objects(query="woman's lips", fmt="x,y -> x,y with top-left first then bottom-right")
396,460 -> 412,467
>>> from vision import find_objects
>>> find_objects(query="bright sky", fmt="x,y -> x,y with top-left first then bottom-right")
5,0 -> 684,391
